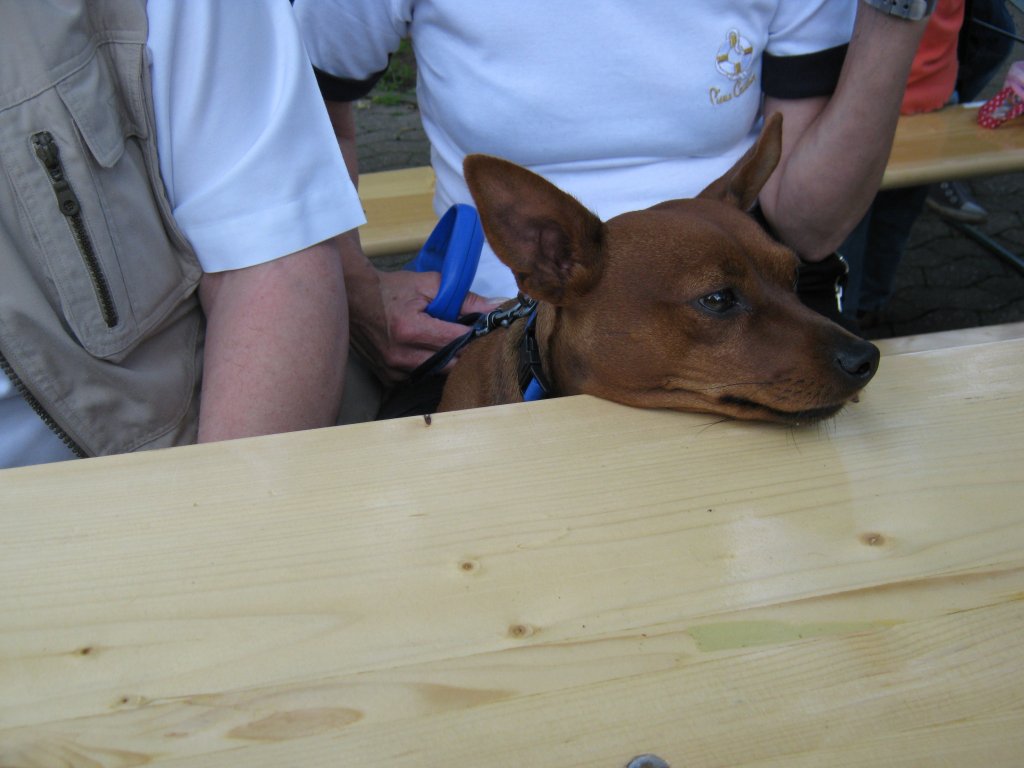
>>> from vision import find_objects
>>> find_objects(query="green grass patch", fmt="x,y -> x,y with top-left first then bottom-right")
372,39 -> 417,105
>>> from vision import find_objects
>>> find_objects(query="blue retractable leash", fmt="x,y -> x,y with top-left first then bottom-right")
402,204 -> 549,402
405,203 -> 484,322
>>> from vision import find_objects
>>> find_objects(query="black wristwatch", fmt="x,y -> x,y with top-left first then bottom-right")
861,0 -> 936,20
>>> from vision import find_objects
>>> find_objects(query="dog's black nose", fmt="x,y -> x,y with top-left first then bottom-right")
835,339 -> 880,383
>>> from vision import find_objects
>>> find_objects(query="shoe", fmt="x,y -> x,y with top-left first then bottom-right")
925,181 -> 988,224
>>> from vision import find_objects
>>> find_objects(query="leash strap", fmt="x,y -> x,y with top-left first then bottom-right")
403,313 -> 482,388
405,295 -> 538,386
518,311 -> 553,401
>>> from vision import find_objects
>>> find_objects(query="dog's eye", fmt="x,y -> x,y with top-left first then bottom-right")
698,289 -> 738,313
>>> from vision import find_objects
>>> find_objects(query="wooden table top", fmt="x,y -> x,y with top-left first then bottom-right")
2,335 -> 1023,766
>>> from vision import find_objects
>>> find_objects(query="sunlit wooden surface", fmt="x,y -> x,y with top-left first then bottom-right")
883,104 -> 1024,188
358,165 -> 436,258
356,107 -> 1024,258
2,334 -> 1023,767
874,319 -> 1024,355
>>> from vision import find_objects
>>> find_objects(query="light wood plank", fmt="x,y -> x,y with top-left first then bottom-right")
358,166 -> 436,258
2,339 -> 1023,766
875,320 -> 1024,355
883,104 -> 1024,189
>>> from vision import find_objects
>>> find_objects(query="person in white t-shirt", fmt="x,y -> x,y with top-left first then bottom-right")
0,2 -> 364,469
294,0 -> 931,392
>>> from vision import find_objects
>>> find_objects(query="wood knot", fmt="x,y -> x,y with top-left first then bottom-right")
113,694 -> 150,710
458,559 -> 480,573
508,623 -> 536,639
860,532 -> 886,547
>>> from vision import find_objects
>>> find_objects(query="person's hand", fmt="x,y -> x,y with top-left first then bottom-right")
348,265 -> 504,385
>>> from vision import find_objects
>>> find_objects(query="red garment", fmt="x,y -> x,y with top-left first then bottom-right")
901,0 -> 965,114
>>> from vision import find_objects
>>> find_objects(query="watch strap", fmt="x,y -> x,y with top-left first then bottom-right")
861,0 -> 935,20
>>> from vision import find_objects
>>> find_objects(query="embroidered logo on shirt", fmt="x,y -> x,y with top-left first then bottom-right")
710,29 -> 757,106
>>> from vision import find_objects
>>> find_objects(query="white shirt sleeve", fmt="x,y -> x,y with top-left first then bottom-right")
294,0 -> 412,83
145,0 -> 365,272
767,1 -> 856,57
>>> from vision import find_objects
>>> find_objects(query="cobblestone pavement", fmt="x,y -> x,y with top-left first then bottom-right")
352,49 -> 1024,341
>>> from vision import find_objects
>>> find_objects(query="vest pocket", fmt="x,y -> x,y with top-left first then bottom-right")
9,44 -> 201,363
31,130 -> 119,328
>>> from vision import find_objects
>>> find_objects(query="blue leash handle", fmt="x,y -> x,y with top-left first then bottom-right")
406,204 -> 484,322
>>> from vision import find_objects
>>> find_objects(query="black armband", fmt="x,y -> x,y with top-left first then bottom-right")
762,44 -> 848,99
313,64 -> 389,102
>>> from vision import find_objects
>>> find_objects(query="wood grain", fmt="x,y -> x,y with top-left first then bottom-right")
358,166 -> 436,258
874,320 -> 1024,355
883,105 -> 1024,189
2,338 -> 1023,766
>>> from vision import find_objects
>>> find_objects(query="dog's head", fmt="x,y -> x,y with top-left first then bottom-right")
462,114 -> 878,424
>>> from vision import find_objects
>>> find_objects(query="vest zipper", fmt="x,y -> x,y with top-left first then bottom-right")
32,131 -> 119,328
0,350 -> 87,459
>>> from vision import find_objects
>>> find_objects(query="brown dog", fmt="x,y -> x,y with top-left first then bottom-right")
437,115 -> 879,424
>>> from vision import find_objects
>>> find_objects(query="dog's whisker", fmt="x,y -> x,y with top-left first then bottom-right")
697,417 -> 733,435
671,379 -> 777,393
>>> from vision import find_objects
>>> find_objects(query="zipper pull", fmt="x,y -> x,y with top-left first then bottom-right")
32,131 -> 81,217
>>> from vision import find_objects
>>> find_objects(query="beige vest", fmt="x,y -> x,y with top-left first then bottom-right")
0,0 -> 204,458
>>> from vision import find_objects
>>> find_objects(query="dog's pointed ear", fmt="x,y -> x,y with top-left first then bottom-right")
463,155 -> 605,305
697,112 -> 783,211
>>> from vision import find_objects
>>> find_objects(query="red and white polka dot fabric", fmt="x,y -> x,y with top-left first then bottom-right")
978,61 -> 1024,129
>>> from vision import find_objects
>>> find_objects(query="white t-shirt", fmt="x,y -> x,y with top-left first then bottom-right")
297,0 -> 855,299
0,1 -> 363,469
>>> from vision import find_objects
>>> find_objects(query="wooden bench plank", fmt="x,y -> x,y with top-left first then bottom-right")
358,166 -> 436,259
883,104 -> 1024,189
357,106 -> 1024,258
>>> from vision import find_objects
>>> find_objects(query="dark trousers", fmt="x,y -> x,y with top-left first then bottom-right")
840,186 -> 930,318
839,0 -> 1016,319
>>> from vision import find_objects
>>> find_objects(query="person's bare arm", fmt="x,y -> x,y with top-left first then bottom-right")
326,100 -> 501,384
197,238 -> 348,442
327,99 -> 361,182
758,3 -> 929,260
